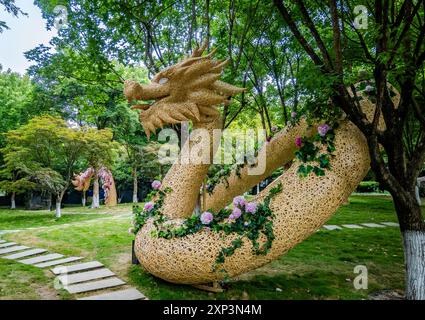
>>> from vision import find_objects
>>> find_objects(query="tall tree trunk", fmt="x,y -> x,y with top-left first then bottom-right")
92,171 -> 100,209
403,229 -> 425,300
10,192 -> 16,209
279,95 -> 288,123
259,108 -> 267,132
132,167 -> 138,203
205,0 -> 210,46
55,191 -> 65,218
393,196 -> 425,300
187,0 -> 196,52
263,103 -> 272,133
222,103 -> 229,128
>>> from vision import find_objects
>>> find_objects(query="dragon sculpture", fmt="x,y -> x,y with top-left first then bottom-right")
124,43 -> 399,285
72,167 -> 117,207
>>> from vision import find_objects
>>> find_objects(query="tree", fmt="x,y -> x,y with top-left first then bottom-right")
26,167 -> 66,211
0,142 -> 35,209
2,116 -> 87,217
273,0 -> 425,299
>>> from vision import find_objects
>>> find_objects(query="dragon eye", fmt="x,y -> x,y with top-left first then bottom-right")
159,77 -> 169,84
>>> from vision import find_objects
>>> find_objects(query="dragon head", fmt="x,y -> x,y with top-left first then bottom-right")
124,42 -> 245,138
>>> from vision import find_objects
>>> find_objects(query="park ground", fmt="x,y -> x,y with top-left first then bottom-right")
0,195 -> 410,300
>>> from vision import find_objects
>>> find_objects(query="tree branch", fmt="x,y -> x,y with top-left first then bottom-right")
273,0 -> 327,70
295,0 -> 334,71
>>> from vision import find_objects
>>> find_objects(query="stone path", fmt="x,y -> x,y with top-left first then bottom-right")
0,245 -> 29,255
78,288 -> 146,300
0,242 -> 17,248
321,221 -> 399,231
322,225 -> 342,230
0,235 -> 147,300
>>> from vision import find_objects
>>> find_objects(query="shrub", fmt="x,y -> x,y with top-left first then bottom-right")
356,181 -> 380,193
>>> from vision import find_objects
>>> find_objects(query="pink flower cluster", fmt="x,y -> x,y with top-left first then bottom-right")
200,211 -> 214,225
228,195 -> 258,222
151,180 -> 162,190
143,202 -> 154,212
318,124 -> 330,137
295,136 -> 302,147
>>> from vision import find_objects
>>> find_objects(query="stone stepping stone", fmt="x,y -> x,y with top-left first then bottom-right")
64,277 -> 125,294
0,242 -> 16,248
360,223 -> 386,228
0,245 -> 29,255
342,224 -> 364,229
3,248 -> 48,260
58,268 -> 115,285
51,261 -> 103,275
380,222 -> 399,227
34,256 -> 83,268
19,253 -> 64,265
0,240 -> 6,243
322,225 -> 342,230
78,288 -> 146,300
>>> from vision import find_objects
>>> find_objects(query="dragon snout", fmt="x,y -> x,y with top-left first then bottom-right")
124,80 -> 169,102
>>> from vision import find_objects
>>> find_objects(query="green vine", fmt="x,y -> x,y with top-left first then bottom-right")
206,164 -> 244,195
295,123 -> 338,177
214,183 -> 282,270
131,182 -> 283,272
132,187 -> 172,235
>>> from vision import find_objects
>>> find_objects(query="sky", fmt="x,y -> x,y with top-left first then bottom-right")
0,0 -> 56,74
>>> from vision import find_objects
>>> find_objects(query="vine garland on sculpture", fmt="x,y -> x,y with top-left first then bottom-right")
294,122 -> 338,177
131,180 -> 283,271
206,164 -> 244,195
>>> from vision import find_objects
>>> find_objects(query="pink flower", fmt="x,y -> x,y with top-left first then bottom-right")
245,202 -> 257,214
232,207 -> 242,219
229,214 -> 235,220
291,111 -> 297,118
200,211 -> 213,225
233,196 -> 246,208
271,126 -> 278,132
318,124 -> 330,137
151,180 -> 161,190
143,202 -> 154,212
295,136 -> 302,147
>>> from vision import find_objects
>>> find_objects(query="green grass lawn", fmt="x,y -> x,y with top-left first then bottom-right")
0,203 -> 134,230
0,195 -> 412,300
326,195 -> 400,225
